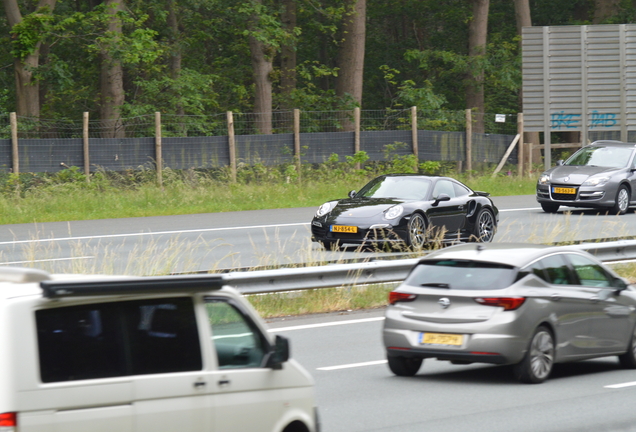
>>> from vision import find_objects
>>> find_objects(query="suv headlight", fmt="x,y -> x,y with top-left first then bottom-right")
385,205 -> 404,220
316,202 -> 336,217
582,176 -> 610,187
538,174 -> 550,185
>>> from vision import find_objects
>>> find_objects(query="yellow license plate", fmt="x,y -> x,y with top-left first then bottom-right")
331,225 -> 358,233
553,186 -> 576,194
421,332 -> 463,346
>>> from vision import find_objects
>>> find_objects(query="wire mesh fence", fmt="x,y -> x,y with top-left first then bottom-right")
0,108 -> 525,174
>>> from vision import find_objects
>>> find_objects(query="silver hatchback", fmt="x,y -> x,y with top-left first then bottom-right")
383,243 -> 636,383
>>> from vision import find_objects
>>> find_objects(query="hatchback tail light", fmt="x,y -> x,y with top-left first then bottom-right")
474,297 -> 526,311
0,412 -> 16,430
389,291 -> 417,305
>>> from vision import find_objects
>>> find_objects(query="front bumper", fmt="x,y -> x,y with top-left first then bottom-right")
311,219 -> 407,245
536,183 -> 612,208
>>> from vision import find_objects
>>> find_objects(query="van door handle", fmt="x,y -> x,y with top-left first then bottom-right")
218,379 -> 230,386
194,381 -> 207,388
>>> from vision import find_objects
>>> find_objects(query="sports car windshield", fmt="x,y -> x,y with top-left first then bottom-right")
564,146 -> 633,168
405,260 -> 516,290
356,177 -> 431,200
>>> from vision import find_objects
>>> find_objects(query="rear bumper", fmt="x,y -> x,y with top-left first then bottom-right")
386,347 -> 508,365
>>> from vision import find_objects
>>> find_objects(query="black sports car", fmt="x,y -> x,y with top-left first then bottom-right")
311,174 -> 499,249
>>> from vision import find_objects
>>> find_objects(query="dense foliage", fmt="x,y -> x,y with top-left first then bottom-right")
1,0 -> 635,120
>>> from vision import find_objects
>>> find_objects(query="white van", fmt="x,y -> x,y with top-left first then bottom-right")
0,267 -> 318,432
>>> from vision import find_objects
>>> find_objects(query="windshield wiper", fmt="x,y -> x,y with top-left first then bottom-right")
420,283 -> 450,288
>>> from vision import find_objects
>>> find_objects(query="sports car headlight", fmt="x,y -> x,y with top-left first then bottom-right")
538,174 -> 550,185
384,205 -> 404,220
316,201 -> 336,217
582,176 -> 610,187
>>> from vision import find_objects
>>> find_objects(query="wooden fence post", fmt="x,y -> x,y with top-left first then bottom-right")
155,112 -> 163,187
517,113 -> 524,177
354,107 -> 361,170
227,111 -> 237,182
294,109 -> 301,183
83,112 -> 90,182
465,109 -> 472,173
10,112 -> 18,176
411,106 -> 418,171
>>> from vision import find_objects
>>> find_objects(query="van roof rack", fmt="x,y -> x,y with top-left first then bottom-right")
0,267 -> 51,283
40,274 -> 225,298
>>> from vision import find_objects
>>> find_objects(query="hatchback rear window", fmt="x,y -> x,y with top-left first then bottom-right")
405,259 -> 516,290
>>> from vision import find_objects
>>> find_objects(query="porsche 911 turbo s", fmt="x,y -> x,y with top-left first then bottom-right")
310,174 -> 499,250
536,140 -> 636,215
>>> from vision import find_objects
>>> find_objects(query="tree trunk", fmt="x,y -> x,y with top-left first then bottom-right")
593,0 -> 621,23
2,0 -> 57,117
249,35 -> 273,134
280,0 -> 297,110
335,0 -> 366,132
99,0 -> 125,138
514,0 -> 540,171
335,0 -> 366,106
466,0 -> 488,134
168,0 -> 184,116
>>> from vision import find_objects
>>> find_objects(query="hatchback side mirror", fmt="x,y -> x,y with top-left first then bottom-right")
265,335 -> 290,369
614,277 -> 630,294
557,159 -> 564,166
348,190 -> 356,198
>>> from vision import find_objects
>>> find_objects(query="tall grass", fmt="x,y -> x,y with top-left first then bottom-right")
0,161 -> 537,225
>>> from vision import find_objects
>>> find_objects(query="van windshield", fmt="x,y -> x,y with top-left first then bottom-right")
405,260 -> 516,290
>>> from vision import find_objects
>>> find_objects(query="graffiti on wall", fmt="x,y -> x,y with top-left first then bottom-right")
551,111 -> 618,129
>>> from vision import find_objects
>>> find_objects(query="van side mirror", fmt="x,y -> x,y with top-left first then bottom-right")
265,335 -> 290,369
348,190 -> 356,198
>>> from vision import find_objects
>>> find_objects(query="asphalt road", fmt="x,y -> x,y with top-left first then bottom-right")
268,309 -> 636,432
0,195 -> 635,273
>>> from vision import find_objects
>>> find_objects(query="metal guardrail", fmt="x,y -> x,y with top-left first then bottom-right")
222,240 -> 636,295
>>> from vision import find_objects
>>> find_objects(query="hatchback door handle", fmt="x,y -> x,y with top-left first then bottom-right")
589,296 -> 600,302
551,294 -> 561,301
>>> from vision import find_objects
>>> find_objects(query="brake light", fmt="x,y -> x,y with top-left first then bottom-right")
389,291 -> 417,305
474,297 -> 526,311
0,412 -> 16,428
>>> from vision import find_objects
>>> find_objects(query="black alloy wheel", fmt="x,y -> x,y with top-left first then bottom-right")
474,209 -> 495,242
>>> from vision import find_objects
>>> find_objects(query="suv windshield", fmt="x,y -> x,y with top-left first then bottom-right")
565,145 -> 633,168
405,259 -> 516,290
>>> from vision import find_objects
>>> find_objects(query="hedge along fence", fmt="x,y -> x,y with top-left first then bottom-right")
0,108 -> 525,184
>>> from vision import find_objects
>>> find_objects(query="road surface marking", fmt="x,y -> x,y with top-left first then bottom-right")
0,256 -> 94,265
1,223 -> 310,245
317,360 -> 387,371
269,316 -> 385,332
605,381 -> 636,389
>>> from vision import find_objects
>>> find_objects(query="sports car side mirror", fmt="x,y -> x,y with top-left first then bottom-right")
432,193 -> 451,206
348,190 -> 356,198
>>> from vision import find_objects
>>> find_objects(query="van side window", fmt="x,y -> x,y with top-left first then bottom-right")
36,297 -> 201,383
206,299 -> 267,369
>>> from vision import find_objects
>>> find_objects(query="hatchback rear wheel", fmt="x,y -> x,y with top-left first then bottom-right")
513,326 -> 554,384
387,355 -> 422,377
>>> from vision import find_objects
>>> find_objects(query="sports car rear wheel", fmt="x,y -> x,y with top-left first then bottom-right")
406,213 -> 427,248
473,209 -> 495,242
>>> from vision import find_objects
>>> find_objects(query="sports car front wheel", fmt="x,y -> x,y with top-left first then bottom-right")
406,213 -> 427,248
